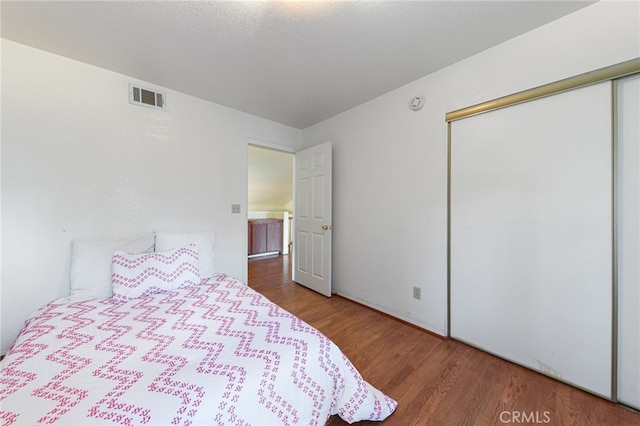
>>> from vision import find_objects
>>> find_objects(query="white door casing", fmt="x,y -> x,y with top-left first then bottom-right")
293,142 -> 332,297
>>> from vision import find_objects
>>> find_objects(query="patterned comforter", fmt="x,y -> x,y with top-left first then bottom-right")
0,274 -> 396,425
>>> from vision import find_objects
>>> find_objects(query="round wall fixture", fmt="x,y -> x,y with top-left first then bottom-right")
409,96 -> 425,111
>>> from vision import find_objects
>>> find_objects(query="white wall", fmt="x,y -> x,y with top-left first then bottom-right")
301,0 -> 640,335
1,39 -> 301,354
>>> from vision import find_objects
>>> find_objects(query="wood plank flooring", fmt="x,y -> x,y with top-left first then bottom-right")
248,255 -> 639,426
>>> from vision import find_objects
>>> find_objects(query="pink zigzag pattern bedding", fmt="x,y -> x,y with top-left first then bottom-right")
111,245 -> 200,301
0,274 -> 397,425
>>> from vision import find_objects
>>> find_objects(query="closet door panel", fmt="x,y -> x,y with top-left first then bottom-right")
450,82 -> 612,397
618,74 -> 640,409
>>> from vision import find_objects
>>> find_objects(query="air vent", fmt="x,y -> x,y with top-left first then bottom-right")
129,84 -> 166,110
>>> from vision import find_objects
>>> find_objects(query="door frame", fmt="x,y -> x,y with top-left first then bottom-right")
245,138 -> 296,279
245,138 -> 333,297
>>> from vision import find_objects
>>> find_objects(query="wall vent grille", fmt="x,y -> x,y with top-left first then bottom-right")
129,84 -> 165,110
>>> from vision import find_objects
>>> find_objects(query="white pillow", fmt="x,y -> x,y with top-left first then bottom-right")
155,231 -> 215,279
111,245 -> 200,302
69,234 -> 155,301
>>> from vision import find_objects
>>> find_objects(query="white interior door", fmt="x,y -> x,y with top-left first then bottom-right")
293,142 -> 332,297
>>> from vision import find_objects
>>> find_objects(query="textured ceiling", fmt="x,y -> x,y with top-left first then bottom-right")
1,1 -> 595,129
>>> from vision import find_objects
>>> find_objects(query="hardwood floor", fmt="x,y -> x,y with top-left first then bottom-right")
248,255 -> 639,426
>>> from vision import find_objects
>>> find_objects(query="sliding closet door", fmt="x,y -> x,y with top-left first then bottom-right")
617,74 -> 640,409
450,82 -> 613,397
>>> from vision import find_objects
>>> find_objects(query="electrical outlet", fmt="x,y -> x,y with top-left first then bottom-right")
413,286 -> 421,300
231,204 -> 241,214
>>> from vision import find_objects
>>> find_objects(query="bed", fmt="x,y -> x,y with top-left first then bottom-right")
0,233 -> 396,425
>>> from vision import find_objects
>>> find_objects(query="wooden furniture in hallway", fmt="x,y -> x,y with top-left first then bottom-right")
248,218 -> 283,256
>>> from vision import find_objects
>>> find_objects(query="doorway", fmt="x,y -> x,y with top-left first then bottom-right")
247,145 -> 294,258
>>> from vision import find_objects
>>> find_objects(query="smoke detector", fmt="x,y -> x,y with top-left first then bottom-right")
409,96 -> 425,111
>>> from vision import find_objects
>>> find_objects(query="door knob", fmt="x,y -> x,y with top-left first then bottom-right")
321,224 -> 332,230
